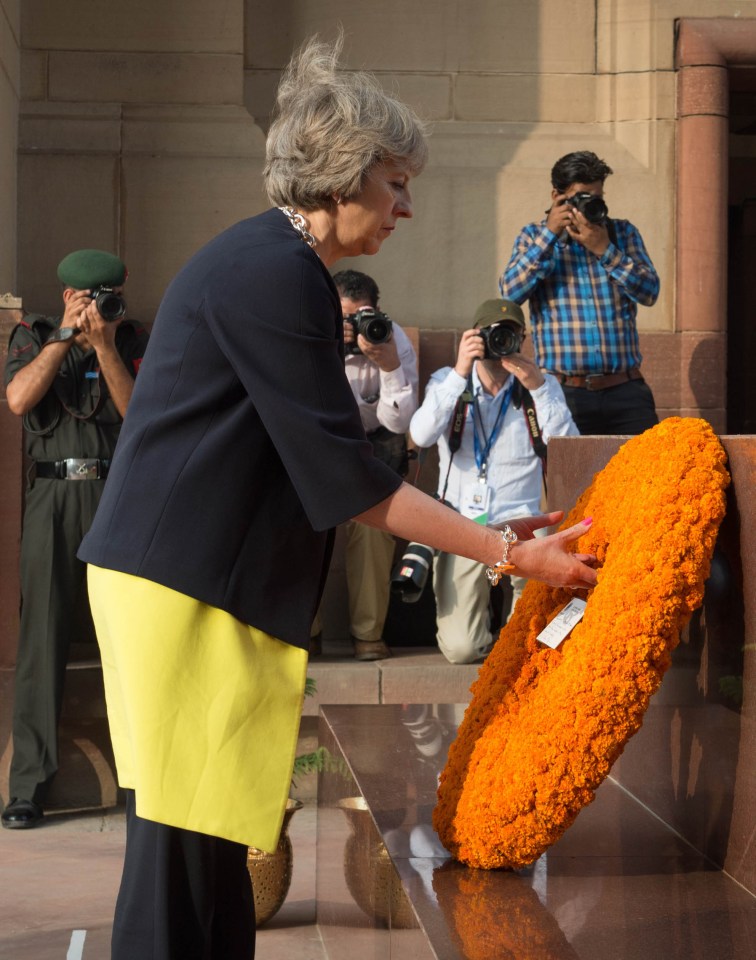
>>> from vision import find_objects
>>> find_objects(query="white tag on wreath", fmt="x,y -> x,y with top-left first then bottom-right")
537,598 -> 587,649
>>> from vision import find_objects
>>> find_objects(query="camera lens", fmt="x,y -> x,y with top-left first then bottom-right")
93,287 -> 126,321
362,316 -> 390,343
580,196 -> 608,224
569,193 -> 608,224
354,308 -> 392,345
484,322 -> 522,359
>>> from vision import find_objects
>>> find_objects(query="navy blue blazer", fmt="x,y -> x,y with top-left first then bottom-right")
78,208 -> 401,649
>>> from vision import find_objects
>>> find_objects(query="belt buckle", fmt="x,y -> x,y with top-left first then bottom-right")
584,374 -> 603,391
65,458 -> 99,480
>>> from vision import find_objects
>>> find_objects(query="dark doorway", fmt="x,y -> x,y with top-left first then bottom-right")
727,68 -> 756,433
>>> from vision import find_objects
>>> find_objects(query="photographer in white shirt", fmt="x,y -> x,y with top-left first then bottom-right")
311,269 -> 418,661
409,299 -> 577,664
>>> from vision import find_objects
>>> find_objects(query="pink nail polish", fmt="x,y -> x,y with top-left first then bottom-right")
582,516 -> 593,525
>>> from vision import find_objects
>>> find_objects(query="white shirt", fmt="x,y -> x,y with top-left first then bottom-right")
409,363 -> 577,522
344,322 -> 418,434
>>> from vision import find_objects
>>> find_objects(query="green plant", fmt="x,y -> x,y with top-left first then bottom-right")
291,678 -> 328,788
291,678 -> 349,788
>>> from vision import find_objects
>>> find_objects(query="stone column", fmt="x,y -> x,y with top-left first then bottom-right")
675,18 -> 756,430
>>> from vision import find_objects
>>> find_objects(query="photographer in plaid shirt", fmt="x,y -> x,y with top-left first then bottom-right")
499,151 -> 659,435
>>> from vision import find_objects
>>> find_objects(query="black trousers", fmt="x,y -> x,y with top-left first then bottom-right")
112,791 -> 256,960
562,378 -> 659,436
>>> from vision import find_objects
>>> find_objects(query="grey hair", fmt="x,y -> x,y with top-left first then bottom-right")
264,34 -> 428,210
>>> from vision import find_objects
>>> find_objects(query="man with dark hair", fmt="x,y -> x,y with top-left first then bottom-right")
500,150 -> 660,435
310,269 -> 418,660
1,250 -> 148,829
331,268 -> 380,307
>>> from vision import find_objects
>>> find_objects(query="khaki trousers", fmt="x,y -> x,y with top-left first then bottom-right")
433,552 -> 525,664
311,521 -> 396,643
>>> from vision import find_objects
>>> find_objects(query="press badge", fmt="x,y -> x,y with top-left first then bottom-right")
537,598 -> 587,649
460,479 -> 491,524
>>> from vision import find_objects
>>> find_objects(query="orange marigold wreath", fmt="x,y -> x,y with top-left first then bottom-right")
434,418 -> 730,870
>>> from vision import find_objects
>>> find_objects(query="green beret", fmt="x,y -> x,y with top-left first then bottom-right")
57,249 -> 127,290
472,298 -> 526,330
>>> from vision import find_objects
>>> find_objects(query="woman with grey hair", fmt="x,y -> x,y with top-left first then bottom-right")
80,35 -> 596,960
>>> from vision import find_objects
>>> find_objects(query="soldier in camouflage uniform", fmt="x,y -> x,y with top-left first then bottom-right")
2,250 -> 149,829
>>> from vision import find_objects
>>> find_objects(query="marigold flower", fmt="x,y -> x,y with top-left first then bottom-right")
434,419 -> 730,869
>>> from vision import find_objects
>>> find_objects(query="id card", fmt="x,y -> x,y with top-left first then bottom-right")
460,480 -> 491,524
537,598 -> 587,649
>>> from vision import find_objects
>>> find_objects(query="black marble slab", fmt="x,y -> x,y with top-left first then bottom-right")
317,703 -> 756,960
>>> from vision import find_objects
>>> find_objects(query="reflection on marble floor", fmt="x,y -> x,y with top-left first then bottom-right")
317,703 -> 756,960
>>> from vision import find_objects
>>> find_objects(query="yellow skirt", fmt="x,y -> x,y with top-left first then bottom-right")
87,565 -> 308,853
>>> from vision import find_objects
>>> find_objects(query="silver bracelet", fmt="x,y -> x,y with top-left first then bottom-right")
485,525 -> 518,585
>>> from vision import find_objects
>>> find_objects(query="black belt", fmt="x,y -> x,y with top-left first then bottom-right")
35,458 -> 111,480
553,367 -> 643,391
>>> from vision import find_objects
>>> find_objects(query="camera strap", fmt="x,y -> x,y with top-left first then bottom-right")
606,217 -> 618,248
513,381 -> 548,492
436,376 -> 474,503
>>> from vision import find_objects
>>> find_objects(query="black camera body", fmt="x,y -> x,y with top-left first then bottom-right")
565,192 -> 609,225
91,285 -> 126,322
345,306 -> 392,354
479,321 -> 524,359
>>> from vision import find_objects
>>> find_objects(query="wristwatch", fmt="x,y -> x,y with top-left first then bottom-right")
44,327 -> 78,345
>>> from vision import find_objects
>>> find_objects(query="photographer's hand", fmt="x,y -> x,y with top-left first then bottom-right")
454,328 -> 485,379
76,297 -> 120,352
566,209 -> 609,257
546,194 -> 573,235
77,295 -> 135,419
500,352 -> 544,391
359,335 -> 400,372
61,289 -> 90,332
343,319 -> 357,350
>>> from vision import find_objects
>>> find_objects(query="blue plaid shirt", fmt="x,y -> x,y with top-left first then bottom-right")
499,219 -> 659,376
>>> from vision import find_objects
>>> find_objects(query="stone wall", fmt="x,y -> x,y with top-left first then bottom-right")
13,1 -> 755,347
0,0 -> 20,293
245,0 -> 677,337
18,0 -> 267,322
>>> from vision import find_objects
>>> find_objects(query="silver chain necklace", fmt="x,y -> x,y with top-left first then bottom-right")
278,206 -> 316,248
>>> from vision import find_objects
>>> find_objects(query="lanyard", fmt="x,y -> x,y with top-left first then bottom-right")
472,378 -> 514,480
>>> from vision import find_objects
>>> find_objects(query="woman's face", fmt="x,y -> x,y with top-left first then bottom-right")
336,158 -> 413,257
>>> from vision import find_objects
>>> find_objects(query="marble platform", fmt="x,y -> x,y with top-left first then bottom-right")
317,703 -> 756,960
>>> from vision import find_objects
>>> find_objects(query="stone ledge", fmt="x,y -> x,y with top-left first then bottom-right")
304,647 -> 478,717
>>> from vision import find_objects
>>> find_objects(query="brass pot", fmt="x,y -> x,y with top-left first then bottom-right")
247,798 -> 302,927
338,796 -> 416,929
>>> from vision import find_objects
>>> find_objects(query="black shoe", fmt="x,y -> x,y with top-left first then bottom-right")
1,798 -> 44,829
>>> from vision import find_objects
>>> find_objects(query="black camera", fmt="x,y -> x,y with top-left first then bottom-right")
390,542 -> 435,603
345,306 -> 392,354
565,192 -> 608,225
91,285 -> 126,322
478,321 -> 524,359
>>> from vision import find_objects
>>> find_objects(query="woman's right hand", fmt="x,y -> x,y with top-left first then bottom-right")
507,517 -> 598,590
